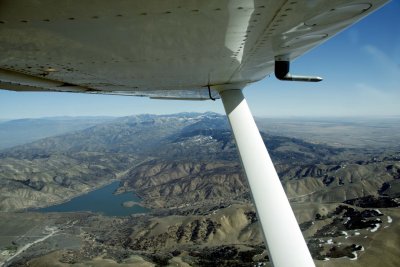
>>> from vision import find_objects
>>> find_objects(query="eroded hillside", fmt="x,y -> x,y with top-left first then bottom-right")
0,113 -> 399,267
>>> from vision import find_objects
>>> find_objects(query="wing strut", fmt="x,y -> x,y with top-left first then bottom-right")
219,89 -> 315,267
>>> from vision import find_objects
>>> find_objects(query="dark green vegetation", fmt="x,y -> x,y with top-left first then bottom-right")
0,113 -> 399,266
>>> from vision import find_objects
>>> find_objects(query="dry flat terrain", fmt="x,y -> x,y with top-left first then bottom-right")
256,117 -> 400,149
0,113 -> 398,266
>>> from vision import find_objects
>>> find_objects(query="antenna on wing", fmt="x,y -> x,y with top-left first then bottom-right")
207,73 -> 216,101
208,85 -> 216,101
275,55 -> 322,82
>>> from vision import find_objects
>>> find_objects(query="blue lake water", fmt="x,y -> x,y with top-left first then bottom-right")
39,181 -> 148,216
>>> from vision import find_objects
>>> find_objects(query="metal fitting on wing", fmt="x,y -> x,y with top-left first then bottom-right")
275,56 -> 322,82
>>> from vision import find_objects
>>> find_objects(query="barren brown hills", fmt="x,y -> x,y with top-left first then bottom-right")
0,113 -> 398,266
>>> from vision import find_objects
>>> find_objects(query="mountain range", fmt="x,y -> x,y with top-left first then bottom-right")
0,112 -> 355,211
0,113 -> 398,266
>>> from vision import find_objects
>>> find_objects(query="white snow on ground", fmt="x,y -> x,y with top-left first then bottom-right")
354,232 -> 360,236
370,223 -> 381,232
342,231 -> 349,239
374,209 -> 382,215
323,258 -> 330,261
349,246 -> 364,261
387,216 -> 393,223
350,252 -> 358,261
343,217 -> 351,224
326,239 -> 333,244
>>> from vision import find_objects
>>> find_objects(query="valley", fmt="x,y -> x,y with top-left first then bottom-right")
0,113 -> 398,266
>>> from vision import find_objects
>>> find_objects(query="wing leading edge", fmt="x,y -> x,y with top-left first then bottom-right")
0,0 -> 388,99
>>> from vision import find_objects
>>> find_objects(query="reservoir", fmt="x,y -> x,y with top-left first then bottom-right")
39,181 -> 148,216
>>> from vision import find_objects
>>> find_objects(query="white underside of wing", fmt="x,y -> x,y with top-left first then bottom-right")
0,0 -> 388,99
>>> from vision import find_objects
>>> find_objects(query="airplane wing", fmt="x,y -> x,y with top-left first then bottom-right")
0,0 -> 388,99
0,1 -> 389,267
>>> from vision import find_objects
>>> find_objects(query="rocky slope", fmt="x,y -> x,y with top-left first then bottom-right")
117,153 -> 400,212
0,112 -> 349,211
0,152 -> 140,211
0,112 -> 398,214
0,113 -> 399,267
5,198 -> 398,267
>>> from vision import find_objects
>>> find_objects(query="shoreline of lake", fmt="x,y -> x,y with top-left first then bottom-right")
36,181 -> 149,216
28,179 -> 120,211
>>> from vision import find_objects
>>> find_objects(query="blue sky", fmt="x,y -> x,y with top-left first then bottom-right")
0,2 -> 399,119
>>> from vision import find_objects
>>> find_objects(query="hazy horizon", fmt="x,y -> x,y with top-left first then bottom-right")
2,112 -> 400,122
1,2 -> 399,119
